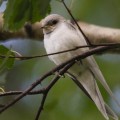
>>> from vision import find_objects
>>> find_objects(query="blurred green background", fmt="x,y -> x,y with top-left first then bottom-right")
0,0 -> 120,120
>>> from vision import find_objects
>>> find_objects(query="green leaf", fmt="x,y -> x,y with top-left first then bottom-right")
4,0 -> 30,30
0,45 -> 15,73
4,0 -> 51,30
30,0 -> 51,23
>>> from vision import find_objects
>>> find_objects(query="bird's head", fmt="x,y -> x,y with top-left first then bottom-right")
41,14 -> 65,34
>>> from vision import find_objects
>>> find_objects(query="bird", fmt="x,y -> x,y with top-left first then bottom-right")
41,14 -> 118,120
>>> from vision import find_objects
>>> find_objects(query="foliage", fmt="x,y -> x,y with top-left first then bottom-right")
3,0 -> 51,30
0,45 -> 15,73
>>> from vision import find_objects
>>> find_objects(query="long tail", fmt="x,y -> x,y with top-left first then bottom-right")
67,69 -> 118,120
86,56 -> 120,107
105,104 -> 118,120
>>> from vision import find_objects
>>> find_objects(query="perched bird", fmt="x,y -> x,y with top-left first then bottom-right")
41,14 -> 118,120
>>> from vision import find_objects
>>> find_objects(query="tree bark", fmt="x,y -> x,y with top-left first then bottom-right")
0,13 -> 120,53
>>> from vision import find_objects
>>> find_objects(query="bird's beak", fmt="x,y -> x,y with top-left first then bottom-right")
40,25 -> 44,29
40,25 -> 49,29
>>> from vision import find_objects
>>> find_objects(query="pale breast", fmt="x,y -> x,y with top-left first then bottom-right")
44,22 -> 88,65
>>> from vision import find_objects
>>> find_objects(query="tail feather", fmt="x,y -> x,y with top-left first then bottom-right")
76,70 -> 109,119
67,68 -> 118,120
105,103 -> 118,120
85,56 -> 120,107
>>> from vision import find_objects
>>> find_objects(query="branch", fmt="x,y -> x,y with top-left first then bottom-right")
0,13 -> 120,53
0,45 -> 119,114
0,89 -> 45,97
1,43 -> 119,61
61,0 -> 91,45
80,22 -> 120,45
35,62 -> 74,120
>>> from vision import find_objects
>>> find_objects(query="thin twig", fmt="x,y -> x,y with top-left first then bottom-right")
0,43 -> 119,60
35,93 -> 47,120
35,75 -> 60,120
0,104 -> 5,108
0,69 -> 54,113
0,45 -> 119,114
61,0 -> 92,45
35,76 -> 59,120
35,62 -> 75,120
0,89 -> 45,97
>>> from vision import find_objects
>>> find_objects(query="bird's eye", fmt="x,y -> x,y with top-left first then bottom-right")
52,20 -> 58,25
47,20 -> 58,26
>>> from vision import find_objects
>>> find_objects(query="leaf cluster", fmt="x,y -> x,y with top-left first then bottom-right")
0,0 -> 51,73
3,0 -> 51,30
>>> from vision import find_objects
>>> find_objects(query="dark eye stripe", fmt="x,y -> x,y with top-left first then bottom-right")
47,20 -> 58,26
